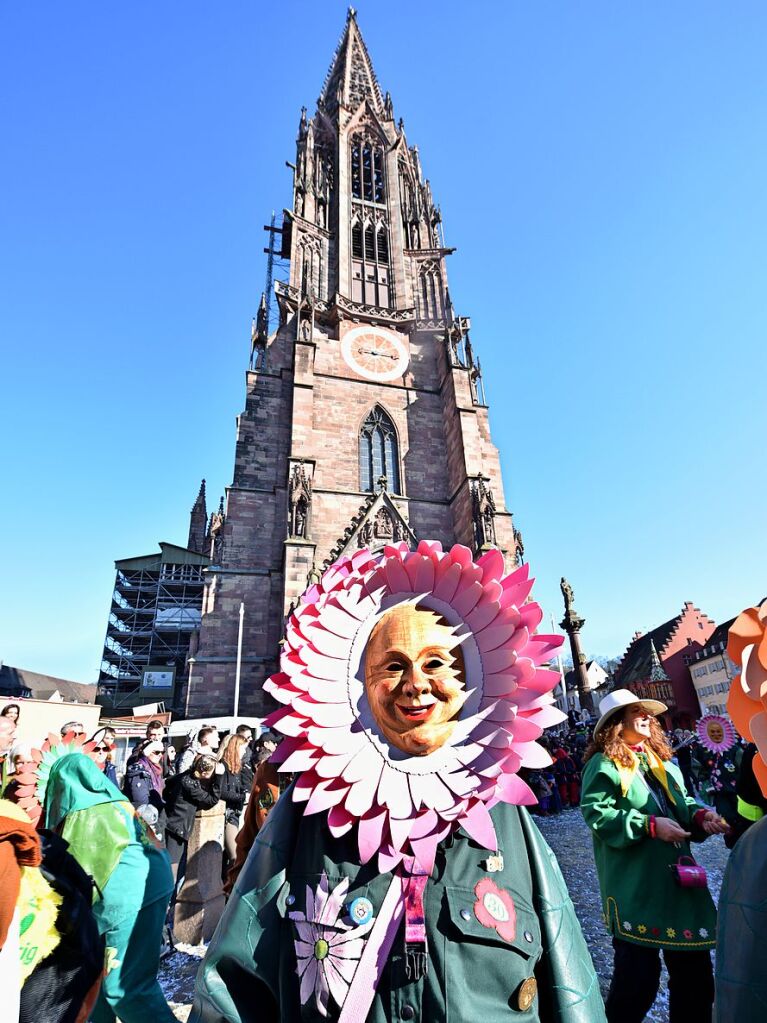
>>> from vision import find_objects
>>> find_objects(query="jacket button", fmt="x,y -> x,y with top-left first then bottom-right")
523,930 -> 533,943
400,1006 -> 415,1021
460,909 -> 471,921
286,894 -> 295,906
516,977 -> 537,1011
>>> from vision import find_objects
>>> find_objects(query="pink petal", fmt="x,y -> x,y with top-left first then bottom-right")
345,761 -> 385,817
307,725 -> 361,755
315,963 -> 330,1016
460,799 -> 498,850
507,716 -> 543,742
377,764 -> 414,815
496,773 -> 537,805
312,603 -> 359,640
305,778 -> 349,816
449,544 -> 474,567
440,769 -> 479,798
314,751 -> 357,779
358,807 -> 388,863
526,667 -> 563,695
516,740 -> 553,768
481,645 -> 519,674
477,547 -> 505,583
475,619 -> 521,653
432,560 -> 462,602
279,745 -> 321,773
327,805 -> 354,837
408,808 -> 439,839
466,597 -> 501,633
519,602 -> 543,632
526,635 -> 563,665
408,834 -> 439,873
378,844 -> 405,874
388,814 -> 415,853
292,696 -> 355,728
385,558 -> 412,594
417,539 -> 443,560
406,554 -> 435,594
452,580 -> 484,617
483,671 -> 518,698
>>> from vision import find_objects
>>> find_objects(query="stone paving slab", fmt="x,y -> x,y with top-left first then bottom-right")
535,807 -> 730,1023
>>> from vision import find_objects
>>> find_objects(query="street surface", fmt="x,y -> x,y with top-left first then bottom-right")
158,807 -> 731,1022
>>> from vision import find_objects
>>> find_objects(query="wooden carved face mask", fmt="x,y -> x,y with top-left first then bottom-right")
364,605 -> 467,756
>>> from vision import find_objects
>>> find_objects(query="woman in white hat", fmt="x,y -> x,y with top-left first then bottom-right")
580,688 -> 728,1023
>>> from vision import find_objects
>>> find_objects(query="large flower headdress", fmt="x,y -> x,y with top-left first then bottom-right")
695,715 -> 736,754
728,599 -> 767,796
264,541 -> 564,873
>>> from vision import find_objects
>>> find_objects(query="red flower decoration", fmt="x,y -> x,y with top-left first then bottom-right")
651,927 -> 660,936
683,929 -> 693,939
473,878 -> 517,943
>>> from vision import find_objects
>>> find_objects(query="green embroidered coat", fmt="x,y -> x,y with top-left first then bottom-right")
580,753 -> 717,950
191,791 -> 606,1022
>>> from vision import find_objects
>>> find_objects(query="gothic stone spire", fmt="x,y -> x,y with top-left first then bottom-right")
187,478 -> 208,554
319,7 -> 384,113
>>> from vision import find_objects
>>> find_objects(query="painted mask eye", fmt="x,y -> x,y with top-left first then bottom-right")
386,659 -> 406,672
424,658 -> 446,671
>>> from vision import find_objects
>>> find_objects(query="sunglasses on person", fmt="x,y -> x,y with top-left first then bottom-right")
93,744 -> 112,752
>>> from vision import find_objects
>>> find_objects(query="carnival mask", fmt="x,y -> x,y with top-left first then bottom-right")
707,722 -> 724,745
364,604 -> 467,756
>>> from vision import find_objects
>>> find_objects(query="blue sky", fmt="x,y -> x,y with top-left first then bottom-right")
1,2 -> 764,683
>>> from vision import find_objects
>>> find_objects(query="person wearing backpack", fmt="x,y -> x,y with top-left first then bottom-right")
43,752 -> 176,1023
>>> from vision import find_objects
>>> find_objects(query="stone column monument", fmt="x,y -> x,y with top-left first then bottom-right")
559,577 -> 593,715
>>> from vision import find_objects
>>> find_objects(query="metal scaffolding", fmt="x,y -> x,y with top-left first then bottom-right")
97,542 -> 209,713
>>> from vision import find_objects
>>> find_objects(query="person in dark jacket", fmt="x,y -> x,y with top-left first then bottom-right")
123,741 -> 166,838
90,727 -> 119,786
218,734 -> 254,876
163,754 -> 222,881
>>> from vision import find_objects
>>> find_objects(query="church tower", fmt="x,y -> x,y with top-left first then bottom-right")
187,10 -> 522,717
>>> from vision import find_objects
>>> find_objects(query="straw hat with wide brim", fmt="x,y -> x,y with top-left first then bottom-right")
594,688 -> 667,737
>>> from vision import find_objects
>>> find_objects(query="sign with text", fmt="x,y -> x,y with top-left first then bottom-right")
140,667 -> 176,696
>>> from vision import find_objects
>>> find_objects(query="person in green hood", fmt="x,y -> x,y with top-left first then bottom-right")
44,752 -> 176,1023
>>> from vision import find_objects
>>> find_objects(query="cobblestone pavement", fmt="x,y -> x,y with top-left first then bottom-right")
158,808 -> 731,1022
536,807 -> 730,1023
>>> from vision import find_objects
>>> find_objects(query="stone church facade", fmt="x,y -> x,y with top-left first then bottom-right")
186,10 -> 522,717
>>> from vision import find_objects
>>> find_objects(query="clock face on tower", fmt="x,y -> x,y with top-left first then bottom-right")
341,325 -> 409,382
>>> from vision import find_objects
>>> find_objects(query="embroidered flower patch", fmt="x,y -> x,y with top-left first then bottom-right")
683,930 -> 693,939
666,928 -> 676,938
289,873 -> 375,1017
623,921 -> 632,931
637,924 -> 647,934
699,928 -> 709,938
473,878 -> 517,943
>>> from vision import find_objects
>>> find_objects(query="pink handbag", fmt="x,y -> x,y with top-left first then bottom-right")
670,855 -> 708,888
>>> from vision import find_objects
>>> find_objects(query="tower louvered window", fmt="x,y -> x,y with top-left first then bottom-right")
359,406 -> 400,494
350,132 -> 391,308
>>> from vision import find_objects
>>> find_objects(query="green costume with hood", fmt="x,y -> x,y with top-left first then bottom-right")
45,754 -> 175,1023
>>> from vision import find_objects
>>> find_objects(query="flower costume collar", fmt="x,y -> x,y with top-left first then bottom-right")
264,541 -> 565,874
727,599 -> 767,795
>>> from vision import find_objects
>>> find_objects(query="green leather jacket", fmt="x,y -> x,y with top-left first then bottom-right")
191,790 -> 605,1023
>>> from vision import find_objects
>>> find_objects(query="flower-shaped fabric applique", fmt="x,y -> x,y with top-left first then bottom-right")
623,921 -> 632,932
637,924 -> 647,934
666,928 -> 676,938
473,878 -> 517,943
683,930 -> 693,939
289,872 -> 374,1017
699,928 -> 708,938
265,541 -> 564,874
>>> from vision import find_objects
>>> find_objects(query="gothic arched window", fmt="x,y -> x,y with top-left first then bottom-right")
350,134 -> 386,204
359,406 -> 401,494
